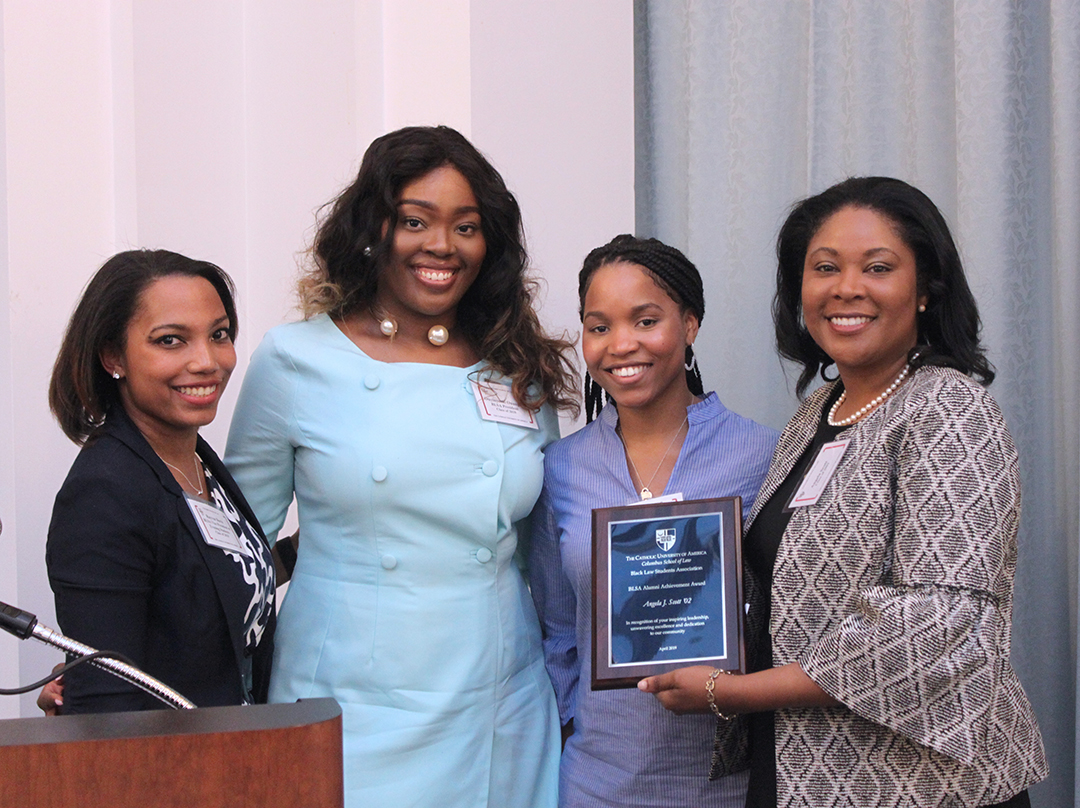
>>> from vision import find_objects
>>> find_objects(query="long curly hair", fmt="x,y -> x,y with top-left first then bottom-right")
299,125 -> 578,414
774,176 -> 994,398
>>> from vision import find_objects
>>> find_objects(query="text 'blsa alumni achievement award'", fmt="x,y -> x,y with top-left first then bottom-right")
591,497 -> 745,689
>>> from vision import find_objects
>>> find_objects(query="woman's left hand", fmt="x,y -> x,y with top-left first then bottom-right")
37,666 -> 65,716
637,665 -> 722,714
639,662 -> 839,716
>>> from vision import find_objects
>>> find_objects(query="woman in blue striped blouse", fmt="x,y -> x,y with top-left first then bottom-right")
529,235 -> 778,807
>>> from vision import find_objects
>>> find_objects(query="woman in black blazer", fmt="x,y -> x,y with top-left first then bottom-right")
44,250 -> 275,713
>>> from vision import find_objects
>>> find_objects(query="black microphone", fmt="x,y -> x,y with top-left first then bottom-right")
0,599 -> 38,640
0,597 -> 195,709
0,513 -> 192,708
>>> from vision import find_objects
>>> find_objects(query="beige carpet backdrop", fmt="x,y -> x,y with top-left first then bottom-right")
635,2 -> 1079,806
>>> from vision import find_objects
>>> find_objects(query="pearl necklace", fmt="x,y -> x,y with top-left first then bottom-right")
827,353 -> 920,427
374,310 -> 449,346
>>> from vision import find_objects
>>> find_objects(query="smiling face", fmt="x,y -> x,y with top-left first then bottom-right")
103,275 -> 236,444
376,164 -> 486,326
801,205 -> 927,387
581,261 -> 699,413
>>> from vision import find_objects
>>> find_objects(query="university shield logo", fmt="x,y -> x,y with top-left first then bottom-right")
655,528 -> 677,552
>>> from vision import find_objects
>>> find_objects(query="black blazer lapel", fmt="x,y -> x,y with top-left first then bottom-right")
197,438 -> 277,703
103,408 -> 251,690
197,437 -> 268,547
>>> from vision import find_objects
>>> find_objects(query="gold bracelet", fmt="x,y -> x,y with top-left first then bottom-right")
705,668 -> 735,721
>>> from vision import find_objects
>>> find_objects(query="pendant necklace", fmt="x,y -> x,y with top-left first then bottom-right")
161,452 -> 205,497
619,415 -> 688,500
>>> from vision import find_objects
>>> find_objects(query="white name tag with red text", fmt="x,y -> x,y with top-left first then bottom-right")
472,380 -> 538,429
788,439 -> 850,509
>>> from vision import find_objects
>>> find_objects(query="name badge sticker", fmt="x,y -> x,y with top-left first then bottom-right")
185,494 -> 251,556
787,439 -> 850,509
626,492 -> 684,507
471,380 -> 539,429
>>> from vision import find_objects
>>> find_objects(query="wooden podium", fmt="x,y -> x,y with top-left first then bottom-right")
0,698 -> 343,807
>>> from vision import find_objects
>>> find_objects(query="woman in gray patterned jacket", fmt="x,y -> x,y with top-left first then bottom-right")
639,177 -> 1047,807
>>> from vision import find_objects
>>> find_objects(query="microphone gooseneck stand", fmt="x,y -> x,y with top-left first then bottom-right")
0,599 -> 195,710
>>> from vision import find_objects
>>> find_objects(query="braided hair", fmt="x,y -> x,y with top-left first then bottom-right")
577,234 -> 706,422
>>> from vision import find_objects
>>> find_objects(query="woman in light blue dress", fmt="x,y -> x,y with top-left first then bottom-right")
226,126 -> 578,808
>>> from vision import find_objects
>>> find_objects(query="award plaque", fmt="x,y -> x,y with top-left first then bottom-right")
591,496 -> 744,689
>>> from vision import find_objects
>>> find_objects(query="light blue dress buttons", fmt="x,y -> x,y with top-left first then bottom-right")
476,548 -> 493,563
228,315 -> 560,808
482,460 -> 499,477
372,466 -> 388,482
364,374 -> 380,390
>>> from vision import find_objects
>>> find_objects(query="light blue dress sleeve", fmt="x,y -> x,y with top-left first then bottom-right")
528,458 -> 579,726
225,329 -> 298,544
513,404 -> 561,574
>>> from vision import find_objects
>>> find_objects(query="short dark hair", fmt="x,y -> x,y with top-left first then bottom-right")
577,234 -> 705,421
49,250 -> 237,444
301,125 -> 577,414
774,176 -> 994,397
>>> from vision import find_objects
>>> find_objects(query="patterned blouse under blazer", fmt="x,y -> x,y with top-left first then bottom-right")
741,365 -> 1047,807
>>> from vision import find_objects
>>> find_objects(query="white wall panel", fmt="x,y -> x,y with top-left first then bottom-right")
0,1 -> 14,720
130,3 -> 246,277
3,0 -> 117,715
471,0 -> 635,431
382,0 -> 471,134
241,0 -> 374,367
0,0 -> 633,716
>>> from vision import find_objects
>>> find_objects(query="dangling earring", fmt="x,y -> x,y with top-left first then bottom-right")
684,346 -> 704,397
584,372 -> 609,424
363,246 -> 372,257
